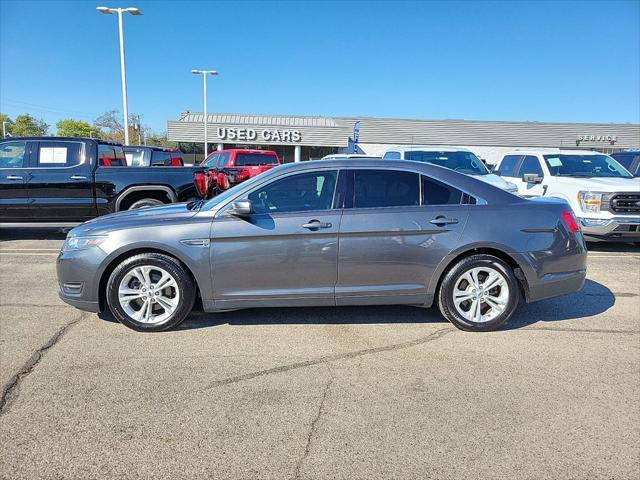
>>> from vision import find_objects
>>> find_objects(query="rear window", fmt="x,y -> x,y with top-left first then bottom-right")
404,150 -> 489,175
234,153 -> 278,167
151,150 -> 172,166
99,144 -> 126,167
124,147 -> 147,166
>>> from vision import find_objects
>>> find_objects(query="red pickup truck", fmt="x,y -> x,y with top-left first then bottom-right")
201,149 -> 280,195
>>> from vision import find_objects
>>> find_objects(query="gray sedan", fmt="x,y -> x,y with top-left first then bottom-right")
57,159 -> 587,332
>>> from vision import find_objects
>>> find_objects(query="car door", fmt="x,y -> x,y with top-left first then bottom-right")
336,168 -> 469,306
516,155 -> 547,197
0,140 -> 32,220
28,140 -> 95,222
210,169 -> 343,309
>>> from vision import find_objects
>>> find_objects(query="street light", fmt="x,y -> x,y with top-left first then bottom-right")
191,69 -> 218,157
97,6 -> 143,145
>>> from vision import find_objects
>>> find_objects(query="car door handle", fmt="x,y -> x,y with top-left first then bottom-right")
302,220 -> 332,230
70,175 -> 88,180
6,175 -> 23,180
429,216 -> 458,226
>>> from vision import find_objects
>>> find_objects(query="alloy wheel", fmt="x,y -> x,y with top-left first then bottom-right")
452,266 -> 510,324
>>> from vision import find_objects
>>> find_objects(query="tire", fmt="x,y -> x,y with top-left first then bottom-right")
128,198 -> 165,210
438,254 -> 519,332
106,253 -> 196,332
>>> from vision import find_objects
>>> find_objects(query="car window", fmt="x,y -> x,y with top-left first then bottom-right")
383,151 -> 401,159
496,155 -> 521,177
151,150 -> 171,166
543,154 -> 632,178
35,141 -> 83,167
235,153 -> 278,166
203,153 -> 219,168
517,156 -> 543,177
0,141 -> 28,168
612,153 -> 640,175
353,170 -> 420,208
112,146 -> 127,167
422,176 -> 463,205
124,148 -> 147,166
248,171 -> 337,214
404,150 -> 489,175
218,152 -> 231,168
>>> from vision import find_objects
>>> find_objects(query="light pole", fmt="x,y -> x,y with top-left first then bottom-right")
97,6 -> 143,145
191,69 -> 218,157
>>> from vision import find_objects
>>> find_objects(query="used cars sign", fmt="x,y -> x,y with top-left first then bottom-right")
217,127 -> 302,143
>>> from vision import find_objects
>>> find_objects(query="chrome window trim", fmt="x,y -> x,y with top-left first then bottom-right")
210,164 -> 487,217
0,140 -> 87,170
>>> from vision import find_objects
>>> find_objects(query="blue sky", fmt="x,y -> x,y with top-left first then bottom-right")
1,0 -> 639,133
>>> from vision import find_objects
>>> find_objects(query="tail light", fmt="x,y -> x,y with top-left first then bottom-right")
219,173 -> 229,190
561,210 -> 581,233
194,171 -> 209,198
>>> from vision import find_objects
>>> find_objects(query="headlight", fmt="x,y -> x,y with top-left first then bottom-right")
62,235 -> 107,252
578,191 -> 603,214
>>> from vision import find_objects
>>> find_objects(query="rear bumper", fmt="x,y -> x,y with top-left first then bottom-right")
580,217 -> 640,241
526,269 -> 587,302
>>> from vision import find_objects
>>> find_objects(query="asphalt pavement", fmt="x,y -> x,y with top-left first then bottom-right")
0,229 -> 638,479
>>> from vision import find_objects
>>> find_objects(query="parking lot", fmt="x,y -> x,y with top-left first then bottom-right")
0,229 -> 638,479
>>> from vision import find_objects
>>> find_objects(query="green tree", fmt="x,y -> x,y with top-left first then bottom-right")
56,119 -> 101,138
11,114 -> 49,136
0,113 -> 13,136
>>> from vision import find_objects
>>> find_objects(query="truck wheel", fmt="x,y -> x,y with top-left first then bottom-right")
438,254 -> 519,332
128,198 -> 165,210
106,253 -> 196,332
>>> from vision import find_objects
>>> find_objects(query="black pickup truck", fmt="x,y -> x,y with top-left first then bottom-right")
0,137 -> 208,225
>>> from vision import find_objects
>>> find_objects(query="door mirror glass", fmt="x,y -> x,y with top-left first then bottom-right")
522,173 -> 543,184
227,200 -> 253,217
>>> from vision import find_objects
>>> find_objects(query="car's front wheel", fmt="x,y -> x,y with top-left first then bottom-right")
438,254 -> 519,332
106,253 -> 195,332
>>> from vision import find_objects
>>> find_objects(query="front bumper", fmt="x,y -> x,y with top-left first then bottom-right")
56,248 -> 107,313
580,217 -> 640,241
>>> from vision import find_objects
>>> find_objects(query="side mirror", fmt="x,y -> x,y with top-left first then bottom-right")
522,173 -> 543,184
227,200 -> 253,217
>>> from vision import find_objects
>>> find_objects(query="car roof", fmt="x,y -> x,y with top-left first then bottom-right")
219,148 -> 277,154
385,145 -> 473,153
1,136 -> 122,146
501,149 -> 608,157
124,145 -> 180,152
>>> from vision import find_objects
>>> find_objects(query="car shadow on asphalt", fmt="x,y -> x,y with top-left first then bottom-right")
148,279 -> 614,332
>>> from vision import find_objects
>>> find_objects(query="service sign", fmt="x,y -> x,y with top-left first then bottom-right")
578,134 -> 617,143
217,127 -> 302,143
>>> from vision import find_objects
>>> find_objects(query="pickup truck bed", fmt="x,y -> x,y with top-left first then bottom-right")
0,137 -> 207,224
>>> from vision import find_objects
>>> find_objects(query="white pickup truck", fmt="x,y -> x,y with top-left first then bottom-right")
494,149 -> 640,242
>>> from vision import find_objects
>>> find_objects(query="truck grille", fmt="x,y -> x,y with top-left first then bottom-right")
608,193 -> 640,214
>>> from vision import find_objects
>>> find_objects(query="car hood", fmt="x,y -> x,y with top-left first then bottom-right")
471,173 -> 515,190
550,176 -> 640,191
71,203 -> 200,236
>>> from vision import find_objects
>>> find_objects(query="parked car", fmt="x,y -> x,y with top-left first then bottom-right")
494,149 -> 640,242
321,154 -> 381,160
201,149 -> 280,195
610,150 -> 640,177
382,146 -> 519,194
0,137 -> 209,225
123,146 -> 184,167
58,158 -> 586,333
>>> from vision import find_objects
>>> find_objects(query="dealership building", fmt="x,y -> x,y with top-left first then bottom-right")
167,112 -> 640,165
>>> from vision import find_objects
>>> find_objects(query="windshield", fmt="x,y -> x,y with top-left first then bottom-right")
543,154 -> 632,178
235,153 -> 278,166
404,150 -> 489,175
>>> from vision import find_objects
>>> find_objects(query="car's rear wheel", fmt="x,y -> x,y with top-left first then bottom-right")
128,198 -> 165,210
438,254 -> 519,331
106,253 -> 195,332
